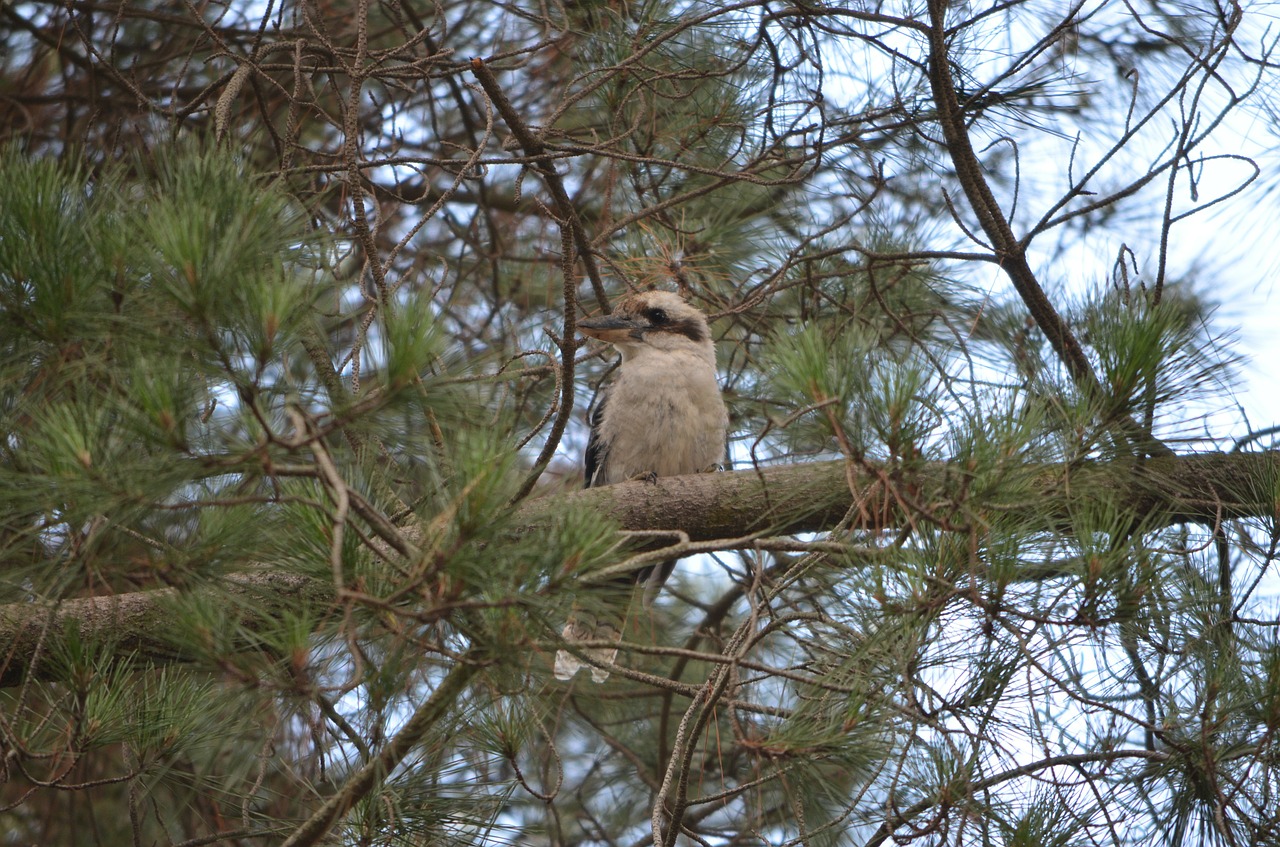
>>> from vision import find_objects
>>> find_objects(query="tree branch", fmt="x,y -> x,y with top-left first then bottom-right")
2,450 -> 1275,686
0,571 -> 330,688
279,654 -> 484,847
924,0 -> 1095,387
524,449 -> 1280,541
922,0 -> 1172,457
469,57 -> 609,311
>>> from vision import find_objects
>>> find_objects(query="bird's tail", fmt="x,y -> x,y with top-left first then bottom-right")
555,562 -> 679,682
554,605 -> 624,683
640,558 -> 676,609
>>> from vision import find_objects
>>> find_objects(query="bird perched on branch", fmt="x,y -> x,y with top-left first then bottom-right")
554,290 -> 729,682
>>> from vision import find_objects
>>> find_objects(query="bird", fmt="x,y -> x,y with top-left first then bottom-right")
554,289 -> 729,682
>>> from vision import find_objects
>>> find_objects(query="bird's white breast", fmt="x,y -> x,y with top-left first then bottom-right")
595,346 -> 728,485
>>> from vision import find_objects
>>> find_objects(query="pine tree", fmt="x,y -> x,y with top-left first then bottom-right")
2,0 -> 1280,844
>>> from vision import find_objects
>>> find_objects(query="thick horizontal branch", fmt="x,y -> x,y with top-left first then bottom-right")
521,449 -> 1280,540
2,450 -> 1276,686
0,571 -> 329,688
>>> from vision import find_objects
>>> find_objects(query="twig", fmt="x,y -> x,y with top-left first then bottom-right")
923,0 -> 1171,458
469,57 -> 610,312
279,654 -> 484,847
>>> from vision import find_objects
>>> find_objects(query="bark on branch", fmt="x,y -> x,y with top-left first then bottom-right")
2,450 -> 1276,686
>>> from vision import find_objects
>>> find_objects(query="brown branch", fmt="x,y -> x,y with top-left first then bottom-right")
525,450 -> 1280,543
922,1 -> 1170,457
469,57 -> 609,312
0,571 -> 330,688
510,223 -> 581,503
279,652 -> 484,847
924,1 -> 1092,384
1,450 -> 1276,687
864,748 -> 1171,847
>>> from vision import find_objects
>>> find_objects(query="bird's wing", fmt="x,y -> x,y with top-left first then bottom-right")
584,387 -> 609,489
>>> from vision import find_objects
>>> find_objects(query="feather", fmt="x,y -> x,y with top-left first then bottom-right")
583,389 -> 609,490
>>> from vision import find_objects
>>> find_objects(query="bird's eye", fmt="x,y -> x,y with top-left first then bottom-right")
644,308 -> 668,324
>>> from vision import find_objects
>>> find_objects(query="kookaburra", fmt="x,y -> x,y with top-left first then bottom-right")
554,290 -> 729,682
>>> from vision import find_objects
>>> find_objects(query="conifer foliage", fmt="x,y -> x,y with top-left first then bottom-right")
2,1 -> 1280,845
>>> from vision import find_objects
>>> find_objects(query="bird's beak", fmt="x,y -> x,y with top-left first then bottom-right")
579,313 -> 645,343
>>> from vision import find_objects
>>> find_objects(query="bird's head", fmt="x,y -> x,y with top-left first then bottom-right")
578,290 -> 713,360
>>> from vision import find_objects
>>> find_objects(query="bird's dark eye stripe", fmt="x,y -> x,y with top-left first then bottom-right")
671,316 -> 708,343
